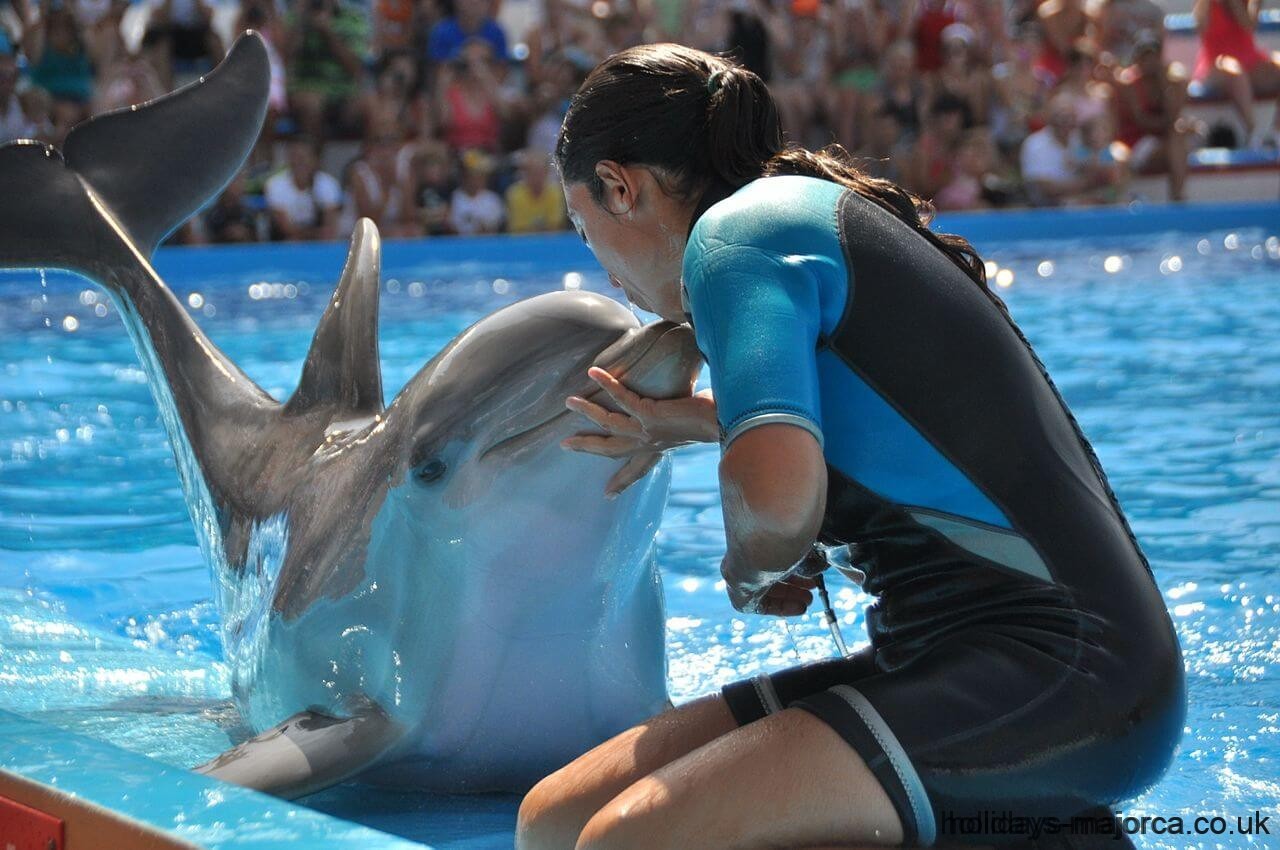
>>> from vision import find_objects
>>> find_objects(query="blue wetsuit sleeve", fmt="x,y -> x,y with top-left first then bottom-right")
683,244 -> 824,450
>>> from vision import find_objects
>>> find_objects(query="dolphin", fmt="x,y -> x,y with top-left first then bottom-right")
0,32 -> 703,797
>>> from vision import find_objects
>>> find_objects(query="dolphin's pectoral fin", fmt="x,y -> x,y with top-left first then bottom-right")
193,699 -> 400,799
61,31 -> 269,256
284,219 -> 385,417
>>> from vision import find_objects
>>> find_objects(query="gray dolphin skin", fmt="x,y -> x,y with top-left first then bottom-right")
0,32 -> 703,797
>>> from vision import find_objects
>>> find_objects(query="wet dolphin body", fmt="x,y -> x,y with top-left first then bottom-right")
0,33 -> 703,796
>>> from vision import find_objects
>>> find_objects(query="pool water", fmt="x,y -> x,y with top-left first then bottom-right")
1,227 -> 1278,849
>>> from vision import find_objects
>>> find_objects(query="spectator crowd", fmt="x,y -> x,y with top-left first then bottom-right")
1,0 -> 1277,243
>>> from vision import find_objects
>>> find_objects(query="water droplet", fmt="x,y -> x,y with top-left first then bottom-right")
1036,260 -> 1054,277
563,272 -> 583,290
187,292 -> 205,309
61,316 -> 78,332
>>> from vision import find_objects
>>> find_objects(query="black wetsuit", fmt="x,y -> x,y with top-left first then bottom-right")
680,175 -> 1185,846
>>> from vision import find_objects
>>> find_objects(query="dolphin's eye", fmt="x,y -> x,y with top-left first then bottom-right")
416,458 -> 447,483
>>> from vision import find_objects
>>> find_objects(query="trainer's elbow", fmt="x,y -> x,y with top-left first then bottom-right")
719,424 -> 826,565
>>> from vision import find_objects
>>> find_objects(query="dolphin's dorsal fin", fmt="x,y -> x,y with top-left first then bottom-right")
285,219 -> 385,417
61,31 -> 269,256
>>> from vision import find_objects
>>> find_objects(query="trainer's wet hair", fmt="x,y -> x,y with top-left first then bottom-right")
556,43 -> 990,291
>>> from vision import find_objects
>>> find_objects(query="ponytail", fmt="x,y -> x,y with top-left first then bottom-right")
702,64 -> 784,190
558,43 -> 994,299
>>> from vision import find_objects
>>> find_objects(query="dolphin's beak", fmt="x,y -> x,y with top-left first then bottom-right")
477,322 -> 701,462
589,322 -> 702,409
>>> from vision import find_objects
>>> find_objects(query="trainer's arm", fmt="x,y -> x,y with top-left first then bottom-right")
720,423 -> 827,613
681,238 -> 828,614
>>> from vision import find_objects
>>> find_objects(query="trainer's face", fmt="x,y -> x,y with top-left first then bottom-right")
562,162 -> 691,323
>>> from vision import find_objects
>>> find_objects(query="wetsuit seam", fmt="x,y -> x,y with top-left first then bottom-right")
826,190 -> 858,344
828,191 -> 1060,585
819,328 -> 1059,587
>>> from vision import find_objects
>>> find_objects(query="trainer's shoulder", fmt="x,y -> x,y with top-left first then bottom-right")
688,175 -> 846,260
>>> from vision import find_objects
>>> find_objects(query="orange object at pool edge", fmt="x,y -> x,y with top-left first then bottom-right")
0,793 -> 64,850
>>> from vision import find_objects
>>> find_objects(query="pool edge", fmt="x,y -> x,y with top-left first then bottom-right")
0,709 -> 430,849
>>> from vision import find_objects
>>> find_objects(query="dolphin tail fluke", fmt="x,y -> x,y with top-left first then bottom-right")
284,219 -> 386,417
0,30 -> 267,280
61,31 -> 270,257
194,699 -> 400,799
0,141 -> 108,278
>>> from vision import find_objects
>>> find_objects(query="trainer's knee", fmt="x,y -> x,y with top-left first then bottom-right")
573,779 -> 670,850
517,772 -> 596,850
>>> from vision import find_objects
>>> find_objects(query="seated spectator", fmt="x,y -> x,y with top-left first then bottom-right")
524,51 -> 586,154
342,135 -> 408,236
929,23 -> 991,128
1114,32 -> 1189,201
449,148 -> 503,235
854,102 -> 906,182
265,135 -> 343,241
427,0 -> 506,63
205,171 -> 260,243
828,0 -> 887,150
407,140 -> 454,237
93,43 -> 164,113
0,39 -> 40,141
912,0 -> 956,78
907,93 -> 967,199
878,40 -> 924,140
436,38 -> 505,154
71,0 -> 125,70
992,24 -> 1051,155
1192,0 -> 1280,147
360,51 -> 430,142
935,129 -> 995,210
1054,45 -> 1111,127
768,0 -> 829,144
284,0 -> 369,143
1019,94 -> 1107,205
1035,0 -> 1094,85
143,0 -> 222,89
373,0 -> 415,56
22,0 -> 99,141
505,150 -> 566,234
1074,112 -> 1128,204
236,0 -> 287,166
1096,0 -> 1165,66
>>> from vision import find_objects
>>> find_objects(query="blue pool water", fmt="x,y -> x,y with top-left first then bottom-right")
1,222 -> 1278,848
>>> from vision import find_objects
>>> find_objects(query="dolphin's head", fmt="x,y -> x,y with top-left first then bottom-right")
387,291 -> 701,512
347,289 -> 700,665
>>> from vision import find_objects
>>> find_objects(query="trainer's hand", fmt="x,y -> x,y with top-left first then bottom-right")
722,548 -> 827,616
732,574 -> 818,617
563,366 -> 718,497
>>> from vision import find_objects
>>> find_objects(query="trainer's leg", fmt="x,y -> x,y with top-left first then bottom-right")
516,694 -> 739,850
574,706 -> 904,850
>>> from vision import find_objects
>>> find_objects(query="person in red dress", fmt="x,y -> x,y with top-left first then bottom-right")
1193,0 -> 1280,146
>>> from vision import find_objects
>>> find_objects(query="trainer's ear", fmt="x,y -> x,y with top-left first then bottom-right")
594,160 -> 637,216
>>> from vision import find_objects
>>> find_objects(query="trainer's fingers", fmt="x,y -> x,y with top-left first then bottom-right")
605,452 -> 662,498
779,577 -> 818,591
565,395 -> 642,437
560,434 -> 637,457
586,366 -> 646,417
